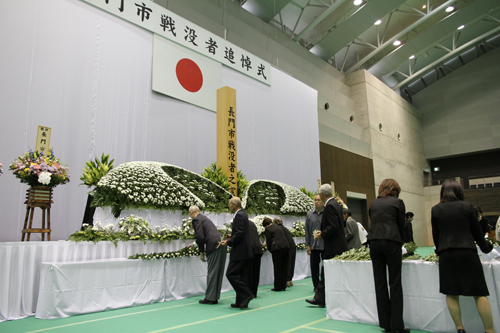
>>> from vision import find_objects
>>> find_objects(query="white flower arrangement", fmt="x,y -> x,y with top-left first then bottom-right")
129,243 -> 309,260
290,220 -> 305,237
241,179 -> 314,215
94,161 -> 204,217
118,215 -> 154,239
249,215 -> 271,237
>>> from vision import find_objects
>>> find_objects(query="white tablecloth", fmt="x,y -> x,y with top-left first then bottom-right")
0,240 -> 309,321
36,251 -> 310,319
0,240 -> 191,322
324,259 -> 500,333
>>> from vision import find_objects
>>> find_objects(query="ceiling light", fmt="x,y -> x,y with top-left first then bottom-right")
445,6 -> 454,12
409,55 -> 415,59
458,25 -> 465,30
393,40 -> 402,46
353,0 -> 362,5
374,20 -> 382,25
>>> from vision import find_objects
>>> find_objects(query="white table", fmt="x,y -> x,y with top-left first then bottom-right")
35,250 -> 311,319
0,240 -> 192,322
324,259 -> 500,333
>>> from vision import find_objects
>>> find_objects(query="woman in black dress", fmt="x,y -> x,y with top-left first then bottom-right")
431,179 -> 494,333
368,179 -> 409,333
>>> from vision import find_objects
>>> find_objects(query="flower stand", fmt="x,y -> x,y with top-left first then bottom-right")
22,186 -> 53,241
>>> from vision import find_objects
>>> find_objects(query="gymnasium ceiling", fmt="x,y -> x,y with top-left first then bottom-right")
233,0 -> 500,102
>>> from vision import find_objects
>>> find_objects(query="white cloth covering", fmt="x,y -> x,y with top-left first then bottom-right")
324,257 -> 500,333
36,251 -> 310,319
0,240 -> 309,322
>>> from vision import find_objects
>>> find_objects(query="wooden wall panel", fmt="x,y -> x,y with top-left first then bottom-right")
319,142 -> 376,228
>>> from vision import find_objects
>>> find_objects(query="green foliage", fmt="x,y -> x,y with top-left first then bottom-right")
80,153 -> 114,188
201,162 -> 249,197
200,163 -> 232,191
163,165 -> 232,214
332,247 -> 371,261
300,186 -> 316,200
403,254 -> 422,260
244,181 -> 285,215
242,180 -> 314,216
402,242 -> 420,260
67,222 -> 120,246
236,169 -> 249,197
422,253 -> 439,263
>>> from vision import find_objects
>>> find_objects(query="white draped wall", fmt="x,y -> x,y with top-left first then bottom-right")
0,0 -> 320,242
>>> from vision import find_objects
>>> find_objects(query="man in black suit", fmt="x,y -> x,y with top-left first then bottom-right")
220,197 -> 254,309
306,183 -> 348,307
246,220 -> 263,297
189,206 -> 227,305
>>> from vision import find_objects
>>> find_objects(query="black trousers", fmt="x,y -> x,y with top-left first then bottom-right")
309,266 -> 325,305
271,248 -> 289,291
310,249 -> 324,289
287,247 -> 296,281
246,253 -> 262,297
369,239 -> 405,331
226,258 -> 252,305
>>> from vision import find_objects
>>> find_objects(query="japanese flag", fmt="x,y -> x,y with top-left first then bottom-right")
152,34 -> 221,112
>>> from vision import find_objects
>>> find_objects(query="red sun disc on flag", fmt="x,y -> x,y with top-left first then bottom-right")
176,58 -> 203,93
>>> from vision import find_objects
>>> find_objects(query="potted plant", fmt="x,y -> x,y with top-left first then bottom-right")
80,153 -> 114,225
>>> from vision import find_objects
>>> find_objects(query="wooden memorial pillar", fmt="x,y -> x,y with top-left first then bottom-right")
217,87 -> 238,196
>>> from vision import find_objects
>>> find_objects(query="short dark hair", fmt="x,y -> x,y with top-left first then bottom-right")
440,179 -> 464,202
474,206 -> 482,216
377,179 -> 401,198
262,218 -> 272,227
343,209 -> 352,216
405,212 -> 414,219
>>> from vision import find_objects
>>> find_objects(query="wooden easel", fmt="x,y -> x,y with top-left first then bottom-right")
22,187 -> 53,241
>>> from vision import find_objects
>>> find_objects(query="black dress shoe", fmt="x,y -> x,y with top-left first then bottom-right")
199,299 -> 218,304
271,288 -> 283,291
230,303 -> 239,308
382,329 -> 392,333
392,329 -> 410,333
457,330 -> 466,333
239,295 -> 254,309
305,299 -> 325,307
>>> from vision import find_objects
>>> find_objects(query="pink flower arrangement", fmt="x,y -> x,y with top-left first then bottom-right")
0,162 -> 3,175
9,149 -> 70,187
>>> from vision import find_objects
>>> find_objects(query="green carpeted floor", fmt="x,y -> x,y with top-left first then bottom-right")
0,248 -> 436,333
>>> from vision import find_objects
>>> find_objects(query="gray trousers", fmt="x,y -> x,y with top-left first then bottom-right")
205,245 -> 227,301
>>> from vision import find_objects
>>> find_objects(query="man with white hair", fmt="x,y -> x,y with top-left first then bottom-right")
189,205 -> 227,305
221,197 -> 254,309
305,184 -> 348,307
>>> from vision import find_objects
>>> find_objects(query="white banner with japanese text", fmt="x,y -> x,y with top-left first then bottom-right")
81,0 -> 271,85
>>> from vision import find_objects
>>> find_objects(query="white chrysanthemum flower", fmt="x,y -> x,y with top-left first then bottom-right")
38,171 -> 52,185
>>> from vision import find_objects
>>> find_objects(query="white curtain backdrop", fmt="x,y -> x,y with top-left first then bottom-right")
0,0 -> 320,242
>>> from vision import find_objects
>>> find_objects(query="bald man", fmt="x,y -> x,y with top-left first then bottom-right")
189,205 -> 226,305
